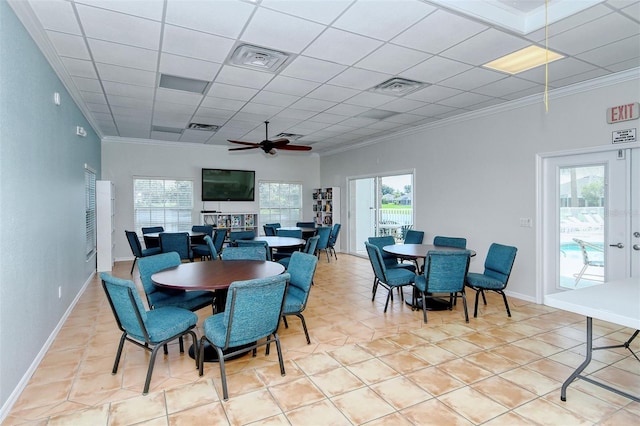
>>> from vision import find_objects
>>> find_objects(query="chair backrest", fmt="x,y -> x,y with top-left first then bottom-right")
328,223 -> 341,245
296,222 -> 315,228
235,240 -> 271,261
483,243 -> 518,286
100,272 -> 149,341
367,236 -> 398,267
400,225 -> 413,240
263,225 -> 277,236
159,232 -> 192,260
222,273 -> 290,346
277,228 -> 302,238
137,252 -> 182,297
125,230 -> 143,257
433,235 -> 467,249
204,235 -> 217,260
192,225 -> 214,237
265,222 -> 281,229
423,250 -> 471,293
286,252 -> 318,309
229,230 -> 256,242
315,227 -> 331,250
142,226 -> 164,234
573,238 -> 603,265
304,235 -> 320,254
221,246 -> 266,261
141,226 -> 164,248
404,230 -> 424,244
364,241 -> 388,282
212,229 -> 226,256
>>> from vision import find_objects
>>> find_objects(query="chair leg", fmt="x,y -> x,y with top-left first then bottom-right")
421,291 -> 428,323
283,316 -> 289,329
481,289 -> 487,305
274,333 -> 286,377
216,347 -> 229,401
384,290 -> 392,313
295,313 -> 310,344
473,289 -> 480,318
130,257 -> 138,275
112,333 -> 127,374
461,290 -> 469,323
143,345 -> 162,395
499,290 -> 512,317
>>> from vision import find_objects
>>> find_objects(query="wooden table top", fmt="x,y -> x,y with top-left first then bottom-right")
151,260 -> 285,291
383,244 -> 475,259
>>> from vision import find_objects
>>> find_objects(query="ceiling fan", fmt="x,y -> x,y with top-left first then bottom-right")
228,121 -> 312,155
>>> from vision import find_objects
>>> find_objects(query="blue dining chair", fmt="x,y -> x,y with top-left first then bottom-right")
220,246 -> 266,261
141,226 -> 164,249
327,223 -> 341,260
404,230 -> 425,244
138,252 -> 215,313
100,272 -> 198,395
281,252 -> 318,344
236,239 -> 272,261
279,235 -> 319,269
198,273 -> 290,400
433,235 -> 467,249
212,229 -> 226,258
125,230 -> 161,275
228,230 -> 256,244
159,232 -> 194,262
191,225 -> 214,260
274,228 -> 303,261
465,243 -> 517,318
364,241 -> 415,313
203,235 -> 218,260
315,226 -> 332,262
415,250 -> 472,323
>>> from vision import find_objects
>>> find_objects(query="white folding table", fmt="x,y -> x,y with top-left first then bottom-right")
544,278 -> 640,402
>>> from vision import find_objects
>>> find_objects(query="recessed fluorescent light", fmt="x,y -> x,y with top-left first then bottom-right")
159,74 -> 210,94
152,125 -> 184,134
483,46 -> 564,74
188,123 -> 220,131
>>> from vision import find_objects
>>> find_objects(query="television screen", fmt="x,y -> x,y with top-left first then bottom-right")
202,168 -> 255,201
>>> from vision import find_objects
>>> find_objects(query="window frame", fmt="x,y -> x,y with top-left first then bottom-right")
258,181 -> 303,232
85,165 -> 97,260
133,177 -> 194,234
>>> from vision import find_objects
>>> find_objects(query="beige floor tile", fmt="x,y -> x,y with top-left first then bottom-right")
438,386 -> 508,424
400,398 -> 474,425
268,377 -> 325,412
405,366 -> 464,396
598,408 -> 640,425
378,350 -> 429,374
470,376 -> 537,409
285,399 -> 351,426
514,397 -> 592,425
500,366 -> 562,395
308,367 -> 365,397
108,391 -> 166,426
222,389 -> 282,425
292,352 -> 342,376
481,410 -> 532,425
542,386 -> 621,423
331,387 -> 395,424
344,358 -> 400,385
369,376 -> 432,410
327,344 -> 374,365
47,404 -> 110,426
408,343 -> 458,366
436,358 -> 494,385
164,379 -> 219,414
363,411 -> 415,426
167,401 -> 228,426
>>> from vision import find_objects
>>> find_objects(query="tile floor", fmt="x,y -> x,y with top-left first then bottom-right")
4,254 -> 639,425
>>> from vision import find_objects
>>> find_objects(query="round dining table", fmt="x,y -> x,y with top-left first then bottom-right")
253,236 -> 306,249
277,226 -> 317,238
152,259 -> 285,361
382,244 -> 476,311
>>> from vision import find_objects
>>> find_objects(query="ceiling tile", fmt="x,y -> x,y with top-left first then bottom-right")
29,0 -> 82,34
439,92 -> 495,109
392,9 -> 487,54
405,84 -> 464,103
324,103 -> 370,117
155,88 -> 202,106
260,0 -> 352,25
61,57 -> 97,79
473,76 -> 540,98
356,44 -> 432,75
274,108 -> 319,120
215,65 -> 275,89
160,53 -> 221,82
96,63 -> 156,87
251,91 -> 300,107
76,0 -> 164,21
102,80 -> 155,99
107,94 -> 153,109
165,0 -> 254,38
153,101 -> 198,115
380,98 -> 428,113
289,98 -> 337,112
328,68 -> 392,91
516,57 -> 599,85
46,31 -> 90,60
207,83 -> 258,101
263,76 -> 320,97
307,84 -> 360,103
281,56 -> 347,82
162,25 -> 234,64
439,67 -> 507,92
410,103 -> 457,117
525,4 -> 612,43
241,7 -> 325,54
192,107 -> 236,122
76,4 -> 161,50
344,92 -> 397,108
577,36 -> 640,68
201,96 -> 246,111
302,28 -> 383,66
440,28 -> 530,65
88,39 -> 158,71
401,56 -> 473,84
332,0 -> 436,41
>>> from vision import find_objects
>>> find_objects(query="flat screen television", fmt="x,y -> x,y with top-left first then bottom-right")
202,168 -> 255,201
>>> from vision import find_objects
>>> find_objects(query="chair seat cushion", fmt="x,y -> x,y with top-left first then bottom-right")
466,272 -> 505,290
202,314 -> 259,348
283,293 -> 305,315
388,263 -> 416,273
142,247 -> 162,256
277,257 -> 291,268
192,244 -> 210,256
149,290 -> 214,312
141,307 -> 197,343
385,268 -> 415,286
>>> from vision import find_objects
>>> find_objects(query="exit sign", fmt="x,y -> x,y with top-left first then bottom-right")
607,102 -> 639,124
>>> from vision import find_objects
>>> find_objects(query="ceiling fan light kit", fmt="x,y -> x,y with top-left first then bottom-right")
228,121 -> 312,156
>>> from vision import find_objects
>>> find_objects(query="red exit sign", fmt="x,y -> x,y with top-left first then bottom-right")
607,102 -> 639,123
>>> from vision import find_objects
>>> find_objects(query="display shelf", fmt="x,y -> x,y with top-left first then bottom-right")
312,187 -> 340,229
200,212 -> 258,237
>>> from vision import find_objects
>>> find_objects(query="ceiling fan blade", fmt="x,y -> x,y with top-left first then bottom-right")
229,146 -> 259,151
278,144 -> 312,151
271,138 -> 290,145
228,139 -> 260,146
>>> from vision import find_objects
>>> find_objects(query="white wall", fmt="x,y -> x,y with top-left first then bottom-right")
319,72 -> 640,302
101,140 -> 321,260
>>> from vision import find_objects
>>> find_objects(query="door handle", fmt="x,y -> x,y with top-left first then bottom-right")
609,243 -> 624,248
634,244 -> 640,251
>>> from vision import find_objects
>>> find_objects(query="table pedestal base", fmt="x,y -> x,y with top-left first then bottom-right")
189,342 -> 255,363
404,289 -> 451,311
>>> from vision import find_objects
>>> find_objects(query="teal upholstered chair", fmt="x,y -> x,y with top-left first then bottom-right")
315,226 -> 332,262
220,246 -> 266,261
199,273 -> 290,400
415,250 -> 472,323
236,239 -> 271,261
203,235 -> 218,260
281,252 -> 318,344
263,224 -> 277,236
327,223 -> 341,260
465,243 -> 517,318
433,235 -> 467,249
364,242 -> 415,313
125,230 -> 161,274
278,235 -> 319,269
367,236 -> 416,272
404,229 -> 424,244
100,272 -> 198,395
138,252 -> 215,313
159,232 -> 193,262
296,222 -> 316,228
191,225 -> 214,260
228,230 -> 256,244
141,226 -> 164,249
212,229 -> 226,258
274,228 -> 303,261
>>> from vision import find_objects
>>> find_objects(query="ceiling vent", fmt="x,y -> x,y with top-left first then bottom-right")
159,74 -> 210,94
152,125 -> 184,134
229,44 -> 290,73
370,77 -> 428,96
188,123 -> 220,131
274,132 -> 303,140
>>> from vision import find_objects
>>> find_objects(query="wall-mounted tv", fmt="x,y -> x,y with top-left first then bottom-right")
202,168 -> 255,202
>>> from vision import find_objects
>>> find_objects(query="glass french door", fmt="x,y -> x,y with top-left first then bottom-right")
540,147 -> 638,297
348,172 -> 414,256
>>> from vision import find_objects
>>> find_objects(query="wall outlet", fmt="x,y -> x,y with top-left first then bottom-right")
519,218 -> 533,227
58,286 -> 62,299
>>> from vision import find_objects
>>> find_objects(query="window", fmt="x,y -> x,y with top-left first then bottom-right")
134,178 -> 193,233
259,181 -> 303,230
85,166 -> 96,259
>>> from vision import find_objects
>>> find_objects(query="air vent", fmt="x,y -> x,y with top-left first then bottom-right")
188,123 -> 220,131
152,125 -> 184,134
274,132 -> 303,140
229,44 -> 290,73
370,77 -> 428,96
159,74 -> 210,94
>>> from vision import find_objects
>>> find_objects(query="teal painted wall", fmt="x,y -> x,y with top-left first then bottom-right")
0,0 -> 101,413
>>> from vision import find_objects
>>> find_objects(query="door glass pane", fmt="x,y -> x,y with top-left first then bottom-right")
559,165 -> 605,289
378,175 -> 413,241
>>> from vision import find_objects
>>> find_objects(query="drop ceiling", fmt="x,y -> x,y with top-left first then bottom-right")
8,0 -> 640,155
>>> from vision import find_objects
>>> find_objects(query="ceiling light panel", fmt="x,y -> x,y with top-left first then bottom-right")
159,74 -> 211,94
483,45 -> 564,74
